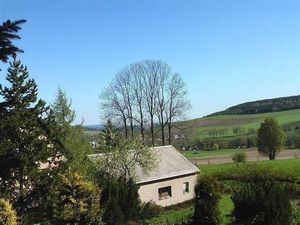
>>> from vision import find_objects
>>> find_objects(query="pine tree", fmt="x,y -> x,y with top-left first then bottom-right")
0,60 -> 64,212
0,20 -> 26,63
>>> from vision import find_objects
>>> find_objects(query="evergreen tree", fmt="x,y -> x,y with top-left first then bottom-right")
51,88 -> 92,176
0,60 -> 64,213
193,175 -> 221,225
51,87 -> 75,129
0,19 -> 26,63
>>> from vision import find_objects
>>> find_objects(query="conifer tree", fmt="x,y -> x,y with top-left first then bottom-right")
0,19 -> 26,63
0,60 -> 64,212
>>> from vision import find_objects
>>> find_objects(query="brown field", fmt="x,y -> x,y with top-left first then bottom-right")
191,149 -> 300,165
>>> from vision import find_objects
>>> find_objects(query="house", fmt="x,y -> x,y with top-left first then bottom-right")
135,145 -> 199,207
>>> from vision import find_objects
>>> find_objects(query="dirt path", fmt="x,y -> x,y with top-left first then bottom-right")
191,149 -> 300,165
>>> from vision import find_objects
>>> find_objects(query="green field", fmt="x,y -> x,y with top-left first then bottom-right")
177,109 -> 300,140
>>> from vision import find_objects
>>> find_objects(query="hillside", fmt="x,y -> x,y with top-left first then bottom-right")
175,109 -> 300,142
209,95 -> 300,116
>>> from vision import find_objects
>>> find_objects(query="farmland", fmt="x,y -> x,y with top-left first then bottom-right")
175,108 -> 300,140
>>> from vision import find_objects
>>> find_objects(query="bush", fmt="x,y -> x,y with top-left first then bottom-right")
232,152 -> 247,163
231,177 -> 292,225
98,175 -> 142,225
140,201 -> 164,219
48,172 -> 101,225
193,175 -> 222,225
0,198 -> 17,225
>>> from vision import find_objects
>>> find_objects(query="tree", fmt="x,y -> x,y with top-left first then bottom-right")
47,172 -> 101,225
0,60 -> 64,213
97,175 -> 141,225
51,87 -> 75,128
0,19 -> 26,64
51,88 -> 92,176
257,117 -> 284,160
0,199 -> 17,225
193,175 -> 222,225
99,59 -> 190,146
166,73 -> 190,145
94,120 -> 157,179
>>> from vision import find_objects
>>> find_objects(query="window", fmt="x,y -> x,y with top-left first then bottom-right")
158,186 -> 172,200
183,182 -> 189,194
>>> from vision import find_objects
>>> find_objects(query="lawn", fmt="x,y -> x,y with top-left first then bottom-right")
147,158 -> 300,225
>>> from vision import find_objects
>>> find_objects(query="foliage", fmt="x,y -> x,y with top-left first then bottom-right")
140,201 -> 164,219
232,152 -> 247,163
0,199 -> 17,225
193,175 -> 222,225
0,60 -> 64,212
94,120 -> 157,179
51,87 -> 75,129
47,172 -> 101,225
231,178 -> 292,225
257,117 -> 284,160
291,201 -> 300,225
95,173 -> 141,225
51,88 -> 93,176
0,19 -> 26,63
209,95 -> 300,116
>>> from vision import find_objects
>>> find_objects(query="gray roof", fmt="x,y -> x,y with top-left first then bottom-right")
135,145 -> 199,184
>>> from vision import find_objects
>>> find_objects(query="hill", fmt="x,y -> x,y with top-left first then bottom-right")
209,95 -> 300,116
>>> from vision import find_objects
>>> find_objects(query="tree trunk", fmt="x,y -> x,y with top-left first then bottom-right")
150,114 -> 154,146
168,121 -> 172,145
161,125 -> 165,146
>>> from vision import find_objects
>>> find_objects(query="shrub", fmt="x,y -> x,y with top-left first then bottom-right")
48,172 -> 101,225
193,175 -> 222,225
0,198 -> 17,225
232,152 -> 247,163
231,177 -> 292,225
140,201 -> 164,219
98,175 -> 142,225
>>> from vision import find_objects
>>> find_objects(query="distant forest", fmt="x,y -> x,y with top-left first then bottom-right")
209,95 -> 300,116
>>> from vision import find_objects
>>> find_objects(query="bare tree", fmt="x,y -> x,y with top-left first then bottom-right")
142,60 -> 160,145
100,83 -> 129,137
130,62 -> 146,140
166,73 -> 190,145
154,61 -> 171,146
99,59 -> 190,147
115,70 -> 135,137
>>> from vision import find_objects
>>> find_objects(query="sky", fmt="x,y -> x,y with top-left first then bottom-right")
1,0 -> 300,125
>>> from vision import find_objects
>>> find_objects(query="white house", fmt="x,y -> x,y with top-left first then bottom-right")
89,145 -> 199,207
135,145 -> 199,207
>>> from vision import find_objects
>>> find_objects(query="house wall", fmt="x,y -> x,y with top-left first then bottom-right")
138,174 -> 198,207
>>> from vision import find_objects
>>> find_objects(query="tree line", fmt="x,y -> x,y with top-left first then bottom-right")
209,95 -> 300,116
100,60 -> 190,146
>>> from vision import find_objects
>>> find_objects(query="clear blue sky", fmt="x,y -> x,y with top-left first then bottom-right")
1,0 -> 300,124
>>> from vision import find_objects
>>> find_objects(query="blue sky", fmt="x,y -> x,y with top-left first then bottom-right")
1,0 -> 300,124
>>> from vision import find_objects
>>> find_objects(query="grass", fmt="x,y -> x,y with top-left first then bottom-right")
177,109 -> 300,140
145,206 -> 193,225
198,158 -> 300,176
146,158 -> 300,225
183,149 -> 246,159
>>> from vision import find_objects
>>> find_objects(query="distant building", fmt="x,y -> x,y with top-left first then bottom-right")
135,145 -> 199,206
